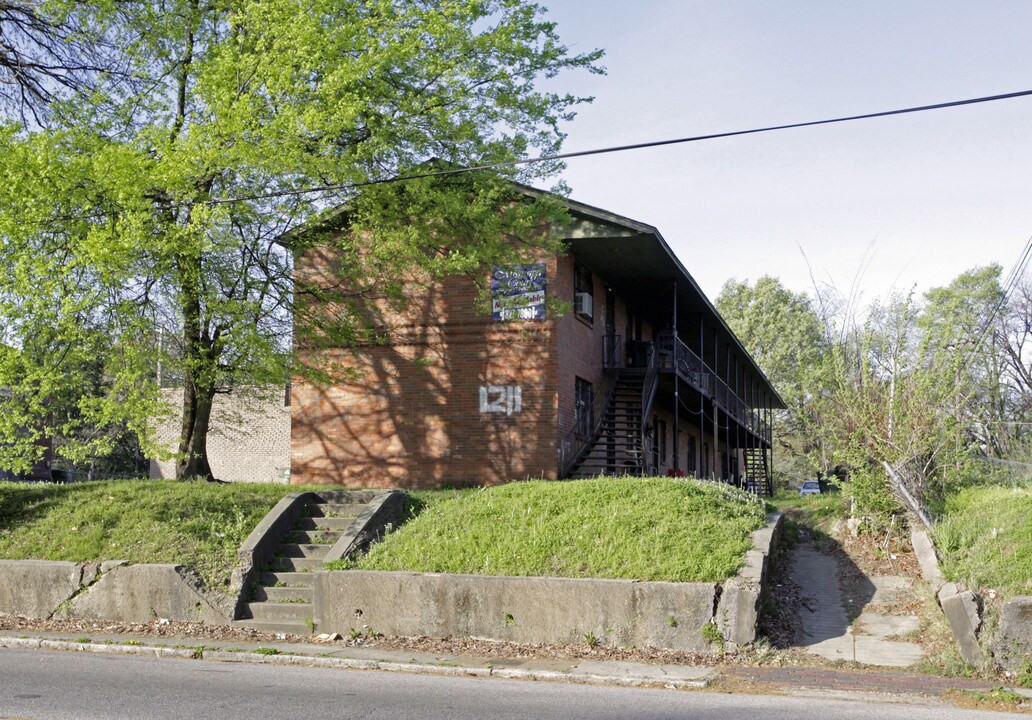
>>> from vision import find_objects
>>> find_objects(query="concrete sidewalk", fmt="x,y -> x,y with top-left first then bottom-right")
792,543 -> 925,667
0,630 -> 713,690
2,628 -> 1027,710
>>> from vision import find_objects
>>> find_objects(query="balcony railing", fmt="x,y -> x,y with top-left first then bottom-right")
655,332 -> 772,445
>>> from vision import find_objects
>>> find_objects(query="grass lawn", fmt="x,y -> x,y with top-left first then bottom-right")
347,476 -> 768,582
933,483 -> 1032,598
0,479 -> 335,592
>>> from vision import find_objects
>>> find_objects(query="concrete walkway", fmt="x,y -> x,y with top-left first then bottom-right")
792,544 -> 925,667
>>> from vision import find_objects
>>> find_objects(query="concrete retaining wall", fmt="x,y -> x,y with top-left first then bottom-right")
717,511 -> 784,646
912,529 -> 1032,670
0,560 -> 90,618
0,560 -> 231,625
911,529 -> 984,666
316,570 -> 718,651
313,509 -> 784,652
1,500 -> 780,653
999,596 -> 1032,669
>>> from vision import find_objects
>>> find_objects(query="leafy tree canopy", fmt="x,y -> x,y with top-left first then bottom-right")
0,0 -> 603,477
716,275 -> 830,482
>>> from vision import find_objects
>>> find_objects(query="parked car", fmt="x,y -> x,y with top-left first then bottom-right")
799,480 -> 822,497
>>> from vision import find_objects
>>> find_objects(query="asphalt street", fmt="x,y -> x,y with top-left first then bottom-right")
0,648 -> 1025,720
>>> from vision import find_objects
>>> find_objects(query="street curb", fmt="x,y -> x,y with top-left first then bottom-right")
0,634 -> 712,690
1,636 -> 199,659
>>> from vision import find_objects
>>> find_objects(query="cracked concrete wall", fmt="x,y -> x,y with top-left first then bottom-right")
311,509 -> 777,653
716,511 -> 784,646
315,570 -> 717,652
910,530 -> 985,667
0,560 -> 230,624
937,582 -> 984,666
999,596 -> 1032,670
0,560 -> 90,618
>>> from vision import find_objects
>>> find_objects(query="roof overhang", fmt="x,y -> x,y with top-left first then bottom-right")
553,195 -> 786,409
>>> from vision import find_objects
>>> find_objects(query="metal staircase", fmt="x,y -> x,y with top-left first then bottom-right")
567,371 -> 644,477
743,447 -> 772,496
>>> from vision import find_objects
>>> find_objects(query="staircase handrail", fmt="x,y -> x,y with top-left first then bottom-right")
557,369 -> 619,478
657,331 -> 772,443
640,345 -> 659,475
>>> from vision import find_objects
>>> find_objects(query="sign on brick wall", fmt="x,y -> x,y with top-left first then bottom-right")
491,264 -> 546,321
479,385 -> 522,415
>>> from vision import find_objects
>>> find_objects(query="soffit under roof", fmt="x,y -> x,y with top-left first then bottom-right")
557,198 -> 786,409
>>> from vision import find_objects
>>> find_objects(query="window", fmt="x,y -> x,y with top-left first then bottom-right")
574,377 -> 593,437
686,440 -> 696,475
574,261 -> 593,321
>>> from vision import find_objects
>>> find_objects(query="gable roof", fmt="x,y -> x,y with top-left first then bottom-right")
537,190 -> 785,409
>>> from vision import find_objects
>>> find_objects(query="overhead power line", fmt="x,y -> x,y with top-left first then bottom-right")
207,87 -> 1032,206
966,232 -> 1032,362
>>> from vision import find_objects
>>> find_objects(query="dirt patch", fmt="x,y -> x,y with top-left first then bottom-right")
0,612 -> 836,669
944,688 -> 1032,714
757,534 -> 805,649
837,525 -> 923,625
0,614 -> 718,665
837,524 -> 922,580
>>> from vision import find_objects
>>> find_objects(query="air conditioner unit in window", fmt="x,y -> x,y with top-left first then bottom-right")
575,292 -> 593,319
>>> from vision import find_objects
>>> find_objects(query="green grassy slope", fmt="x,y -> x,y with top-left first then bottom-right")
933,483 -> 1032,598
351,477 -> 768,582
0,480 -> 331,590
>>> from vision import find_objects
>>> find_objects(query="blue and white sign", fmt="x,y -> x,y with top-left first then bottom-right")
491,264 -> 546,321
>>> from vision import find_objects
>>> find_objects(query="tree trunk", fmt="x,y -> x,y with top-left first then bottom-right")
176,380 -> 214,480
174,242 -> 216,481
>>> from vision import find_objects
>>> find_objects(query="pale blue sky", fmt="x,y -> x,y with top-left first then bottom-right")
539,1 -> 1032,304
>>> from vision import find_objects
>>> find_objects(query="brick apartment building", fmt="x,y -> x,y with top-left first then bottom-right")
290,192 -> 783,491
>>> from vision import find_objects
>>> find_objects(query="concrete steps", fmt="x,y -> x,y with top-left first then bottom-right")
309,502 -> 366,518
236,496 -> 367,635
267,556 -> 323,572
294,517 -> 353,532
231,618 -> 313,635
252,586 -> 314,603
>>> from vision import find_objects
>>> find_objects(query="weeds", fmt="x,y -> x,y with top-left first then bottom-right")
700,622 -> 723,648
933,484 -> 1032,597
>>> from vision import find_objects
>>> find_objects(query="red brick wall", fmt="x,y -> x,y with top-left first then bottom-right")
554,254 -> 607,440
291,251 -> 560,488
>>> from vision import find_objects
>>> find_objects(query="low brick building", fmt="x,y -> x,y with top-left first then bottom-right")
150,386 -> 292,484
291,194 -> 783,490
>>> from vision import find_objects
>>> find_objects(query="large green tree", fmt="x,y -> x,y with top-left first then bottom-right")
822,267 -> 1007,517
715,275 -> 830,484
0,0 -> 602,478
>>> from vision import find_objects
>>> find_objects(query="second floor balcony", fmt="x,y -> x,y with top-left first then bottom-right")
603,331 -> 773,445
